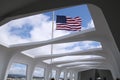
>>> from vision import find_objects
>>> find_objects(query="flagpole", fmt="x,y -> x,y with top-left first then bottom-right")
51,11 -> 54,40
50,11 -> 55,79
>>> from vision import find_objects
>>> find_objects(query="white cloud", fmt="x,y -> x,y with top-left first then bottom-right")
8,63 -> 27,75
0,14 -> 71,45
33,67 -> 44,77
81,19 -> 95,30
19,16 -> 100,58
53,41 -> 101,54
22,41 -> 101,58
22,45 -> 51,58
45,55 -> 104,63
57,61 -> 101,67
0,14 -> 95,46
0,13 -> 101,59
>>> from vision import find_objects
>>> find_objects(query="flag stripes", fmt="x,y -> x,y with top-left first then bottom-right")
56,15 -> 82,31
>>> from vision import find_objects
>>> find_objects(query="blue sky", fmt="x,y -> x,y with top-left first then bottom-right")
3,4 -> 102,75
8,63 -> 27,75
55,5 -> 92,28
45,4 -> 92,29
10,23 -> 33,39
33,67 -> 44,77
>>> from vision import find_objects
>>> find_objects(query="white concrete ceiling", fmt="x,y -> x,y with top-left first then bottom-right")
0,1 -> 119,78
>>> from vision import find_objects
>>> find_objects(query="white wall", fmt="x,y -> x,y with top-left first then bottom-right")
2,52 -> 77,80
87,4 -> 120,79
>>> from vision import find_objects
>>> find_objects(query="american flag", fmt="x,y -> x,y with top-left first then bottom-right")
56,15 -> 82,31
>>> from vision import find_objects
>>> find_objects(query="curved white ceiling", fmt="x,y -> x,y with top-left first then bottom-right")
0,4 -> 119,77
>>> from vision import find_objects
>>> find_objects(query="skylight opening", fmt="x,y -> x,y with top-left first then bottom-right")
43,55 -> 105,64
57,61 -> 102,67
22,41 -> 102,58
0,4 -> 95,46
66,64 -> 100,69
